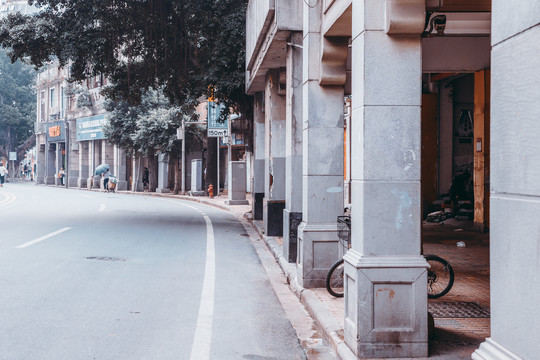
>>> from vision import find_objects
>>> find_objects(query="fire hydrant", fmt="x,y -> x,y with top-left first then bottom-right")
208,184 -> 214,199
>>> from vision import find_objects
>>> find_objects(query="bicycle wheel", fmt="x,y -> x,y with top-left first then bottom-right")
326,259 -> 345,298
426,254 -> 454,299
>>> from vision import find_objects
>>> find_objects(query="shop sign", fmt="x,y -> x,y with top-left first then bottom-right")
46,121 -> 65,142
207,101 -> 228,137
76,114 -> 107,141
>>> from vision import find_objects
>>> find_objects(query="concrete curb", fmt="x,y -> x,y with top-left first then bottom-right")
154,193 -> 357,359
250,224 -> 356,360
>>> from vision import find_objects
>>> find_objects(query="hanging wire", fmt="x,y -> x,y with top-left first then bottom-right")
303,0 -> 320,9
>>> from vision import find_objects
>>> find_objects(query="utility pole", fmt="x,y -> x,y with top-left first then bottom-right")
181,117 -> 186,195
217,137 -> 220,196
64,119 -> 69,188
227,114 -> 232,164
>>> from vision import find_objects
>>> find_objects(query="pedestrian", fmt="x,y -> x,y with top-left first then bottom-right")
0,163 -> 7,187
59,167 -> 65,185
143,167 -> 149,189
103,168 -> 110,192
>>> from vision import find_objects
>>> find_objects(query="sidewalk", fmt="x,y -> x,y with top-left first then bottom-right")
115,190 -> 491,359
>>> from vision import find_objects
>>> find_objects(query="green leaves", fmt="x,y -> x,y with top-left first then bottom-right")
103,88 -> 203,157
0,49 -> 36,157
0,0 -> 251,116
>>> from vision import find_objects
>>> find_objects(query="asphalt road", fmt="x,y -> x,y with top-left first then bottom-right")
0,183 -> 308,360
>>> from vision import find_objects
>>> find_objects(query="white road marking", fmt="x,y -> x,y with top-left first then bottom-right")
16,227 -> 72,249
160,199 -> 216,360
99,204 -> 106,212
0,192 -> 16,207
189,213 -> 215,360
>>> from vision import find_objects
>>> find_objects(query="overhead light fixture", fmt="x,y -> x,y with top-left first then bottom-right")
427,15 -> 447,36
424,12 -> 490,37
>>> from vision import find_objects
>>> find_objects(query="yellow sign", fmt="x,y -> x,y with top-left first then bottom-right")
49,125 -> 61,138
208,85 -> 215,102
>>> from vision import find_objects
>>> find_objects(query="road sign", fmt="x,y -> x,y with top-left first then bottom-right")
76,114 -> 107,141
9,152 -> 16,161
207,101 -> 228,137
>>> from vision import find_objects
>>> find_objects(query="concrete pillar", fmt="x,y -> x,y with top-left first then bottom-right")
263,69 -> 286,236
252,92 -> 265,220
87,140 -> 96,189
283,32 -> 304,263
54,143 -> 63,185
45,143 -> 56,185
132,155 -> 144,192
99,140 -> 114,190
67,120 -> 79,188
296,1 -> 345,288
473,4 -> 540,359
438,81 -> 453,195
343,1 -> 428,357
114,146 -> 128,191
36,137 -> 46,184
156,153 -> 170,193
245,152 -> 252,193
78,141 -> 89,188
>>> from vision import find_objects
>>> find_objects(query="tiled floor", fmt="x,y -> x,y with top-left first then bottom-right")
307,220 -> 491,359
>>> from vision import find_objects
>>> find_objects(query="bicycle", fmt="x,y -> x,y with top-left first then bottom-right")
425,254 -> 454,298
325,215 -> 350,298
325,216 -> 455,299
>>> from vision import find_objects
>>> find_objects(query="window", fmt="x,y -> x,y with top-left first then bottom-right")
40,91 -> 45,122
50,88 -> 56,107
60,86 -> 65,119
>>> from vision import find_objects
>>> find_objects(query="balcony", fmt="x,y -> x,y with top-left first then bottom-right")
245,0 -> 302,94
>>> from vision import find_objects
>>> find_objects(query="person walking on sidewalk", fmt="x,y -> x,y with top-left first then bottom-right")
0,163 -> 8,187
58,167 -> 65,185
103,169 -> 110,192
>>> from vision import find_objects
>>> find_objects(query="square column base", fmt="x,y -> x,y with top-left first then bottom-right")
472,338 -> 522,360
77,177 -> 87,188
67,177 -> 78,188
297,222 -> 339,288
343,251 -> 429,358
263,199 -> 285,236
156,188 -> 170,193
283,210 -> 302,263
116,180 -> 128,191
226,199 -> 249,205
253,192 -> 264,220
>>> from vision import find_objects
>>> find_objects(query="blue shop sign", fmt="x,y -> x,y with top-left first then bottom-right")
207,101 -> 228,137
76,114 -> 107,141
46,121 -> 65,142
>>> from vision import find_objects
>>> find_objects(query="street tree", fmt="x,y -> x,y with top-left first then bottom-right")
103,88 -> 204,193
0,0 -> 251,115
0,0 -> 250,189
0,49 -> 36,163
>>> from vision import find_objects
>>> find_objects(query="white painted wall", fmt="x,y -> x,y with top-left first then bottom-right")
474,3 -> 540,359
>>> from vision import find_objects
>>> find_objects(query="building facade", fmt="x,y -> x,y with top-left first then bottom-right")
246,0 -> 537,358
35,66 -> 219,195
35,65 -> 129,191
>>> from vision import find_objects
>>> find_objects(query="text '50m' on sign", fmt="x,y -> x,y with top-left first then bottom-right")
208,129 -> 229,137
